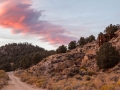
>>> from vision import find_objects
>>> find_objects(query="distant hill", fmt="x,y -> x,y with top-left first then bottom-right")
0,43 -> 55,71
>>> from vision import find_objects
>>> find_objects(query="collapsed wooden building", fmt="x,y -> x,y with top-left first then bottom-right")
98,34 -> 116,46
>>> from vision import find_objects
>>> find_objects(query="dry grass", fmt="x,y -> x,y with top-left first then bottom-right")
47,78 -> 82,90
0,70 -> 9,89
92,73 -> 120,90
0,70 -> 6,78
116,81 -> 120,86
15,72 -> 48,88
15,70 -> 120,90
101,85 -> 115,90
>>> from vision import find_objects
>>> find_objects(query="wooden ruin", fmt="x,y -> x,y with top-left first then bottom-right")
98,34 -> 116,46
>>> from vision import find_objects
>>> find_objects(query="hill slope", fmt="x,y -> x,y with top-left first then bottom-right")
15,30 -> 120,90
0,43 -> 55,71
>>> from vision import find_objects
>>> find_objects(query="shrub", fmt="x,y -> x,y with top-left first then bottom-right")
78,37 -> 86,46
116,81 -> 120,86
80,66 -> 87,71
68,41 -> 77,50
87,35 -> 95,43
96,42 -> 120,69
65,86 -> 72,90
56,45 -> 67,54
0,70 -> 5,78
86,76 -> 91,81
67,72 -> 75,77
87,71 -> 97,76
70,67 -> 79,74
101,85 -> 115,90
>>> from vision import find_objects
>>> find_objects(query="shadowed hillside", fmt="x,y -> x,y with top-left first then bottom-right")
0,43 -> 55,71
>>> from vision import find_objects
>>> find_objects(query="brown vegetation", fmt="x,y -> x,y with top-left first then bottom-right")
0,70 -> 9,89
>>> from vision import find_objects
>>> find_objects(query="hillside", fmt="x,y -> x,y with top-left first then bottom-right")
0,43 -> 55,71
15,30 -> 120,90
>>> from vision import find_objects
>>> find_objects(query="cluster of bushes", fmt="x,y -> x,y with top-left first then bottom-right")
78,35 -> 95,46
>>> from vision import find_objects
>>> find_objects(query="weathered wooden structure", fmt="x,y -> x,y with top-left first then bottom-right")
98,34 -> 116,46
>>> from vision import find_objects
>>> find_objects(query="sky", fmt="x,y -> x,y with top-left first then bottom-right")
0,0 -> 120,50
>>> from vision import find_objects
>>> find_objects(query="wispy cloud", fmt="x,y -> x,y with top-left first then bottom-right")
0,0 -> 77,46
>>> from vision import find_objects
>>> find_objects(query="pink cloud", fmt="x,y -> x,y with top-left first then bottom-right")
0,0 -> 77,46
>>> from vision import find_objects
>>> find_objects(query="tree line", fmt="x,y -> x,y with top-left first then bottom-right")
56,24 -> 120,54
56,35 -> 95,54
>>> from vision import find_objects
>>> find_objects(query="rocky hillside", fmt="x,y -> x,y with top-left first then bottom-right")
15,30 -> 120,90
0,70 -> 9,89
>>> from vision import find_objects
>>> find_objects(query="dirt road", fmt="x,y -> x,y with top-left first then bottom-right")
2,72 -> 46,90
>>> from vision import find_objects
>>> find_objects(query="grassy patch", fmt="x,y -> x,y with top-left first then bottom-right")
101,85 -> 115,90
0,70 -> 9,89
0,70 -> 6,78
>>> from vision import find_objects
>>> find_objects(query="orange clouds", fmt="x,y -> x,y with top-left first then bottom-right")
0,0 -> 77,46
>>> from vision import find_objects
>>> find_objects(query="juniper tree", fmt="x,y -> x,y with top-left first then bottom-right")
68,41 -> 77,50
96,42 -> 120,69
104,24 -> 119,34
56,45 -> 67,54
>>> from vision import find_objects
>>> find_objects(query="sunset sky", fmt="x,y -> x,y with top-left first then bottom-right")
0,0 -> 120,50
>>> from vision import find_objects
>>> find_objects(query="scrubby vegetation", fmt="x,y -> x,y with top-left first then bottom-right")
104,24 -> 120,34
0,70 -> 9,89
96,42 -> 120,69
77,35 -> 95,46
56,34 -> 96,53
15,70 -> 120,90
56,45 -> 67,54
68,41 -> 77,50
